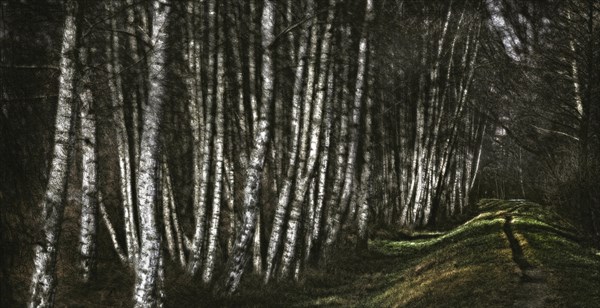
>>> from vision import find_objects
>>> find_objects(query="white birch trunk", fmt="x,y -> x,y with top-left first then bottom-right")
323,26 -> 352,259
303,177 -> 316,263
253,213 -> 262,274
98,195 -> 128,264
187,0 -> 217,277
106,0 -> 139,264
263,3 -> 312,283
223,0 -> 275,294
125,0 -> 144,172
224,157 -> 236,257
287,0 -> 296,64
161,160 -> 176,262
402,30 -> 428,227
569,39 -> 584,118
79,46 -> 98,282
224,5 -> 249,166
470,123 -> 486,190
325,3 -> 371,251
202,38 -> 226,283
133,1 -> 169,306
279,0 -> 336,277
185,1 -> 203,268
357,37 -> 375,251
248,0 -> 259,133
29,2 -> 77,306
307,61 -> 335,262
163,161 -> 186,267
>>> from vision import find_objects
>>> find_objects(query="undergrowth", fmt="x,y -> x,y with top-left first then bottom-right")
6,199 -> 600,307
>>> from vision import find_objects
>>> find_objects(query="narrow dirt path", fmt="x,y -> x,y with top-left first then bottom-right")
503,215 -> 553,307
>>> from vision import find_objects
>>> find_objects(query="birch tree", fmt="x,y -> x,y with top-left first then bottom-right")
324,0 -> 373,256
106,0 -> 138,264
187,0 -> 217,276
263,0 -> 312,283
223,0 -> 276,294
78,45 -> 98,282
202,13 -> 226,282
29,1 -> 78,306
133,1 -> 170,306
279,0 -> 337,278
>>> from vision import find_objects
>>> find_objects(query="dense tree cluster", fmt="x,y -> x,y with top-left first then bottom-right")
0,0 -> 598,306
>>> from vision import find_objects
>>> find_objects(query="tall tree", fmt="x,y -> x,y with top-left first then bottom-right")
223,0 -> 276,294
29,0 -> 78,306
132,0 -> 170,306
78,45 -> 98,282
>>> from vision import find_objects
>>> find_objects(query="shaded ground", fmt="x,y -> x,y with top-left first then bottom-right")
8,199 -> 600,307
218,199 -> 600,307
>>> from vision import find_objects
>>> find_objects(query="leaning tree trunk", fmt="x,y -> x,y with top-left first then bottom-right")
187,0 -> 216,277
278,0 -> 336,278
29,1 -> 78,306
324,0 -> 372,256
106,0 -> 138,264
133,1 -> 169,306
222,0 -> 275,294
263,0 -> 311,283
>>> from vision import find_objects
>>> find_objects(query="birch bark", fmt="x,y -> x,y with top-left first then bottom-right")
263,0 -> 312,283
78,46 -> 98,282
357,50 -> 375,251
29,1 -> 77,306
133,1 -> 169,306
223,0 -> 275,294
325,0 -> 372,252
279,0 -> 337,277
203,31 -> 226,283
187,0 -> 217,276
306,61 -> 335,263
106,0 -> 138,264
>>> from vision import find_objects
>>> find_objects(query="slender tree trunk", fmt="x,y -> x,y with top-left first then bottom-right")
357,48 -> 375,251
203,27 -> 226,282
322,25 -> 351,262
29,1 -> 77,306
98,194 -> 128,264
161,160 -> 176,262
247,0 -> 259,134
125,0 -> 145,175
567,11 -> 584,120
133,1 -> 169,306
185,0 -> 204,272
78,46 -> 98,282
279,0 -> 336,278
222,0 -> 275,294
263,1 -> 312,283
187,0 -> 217,277
307,61 -> 335,263
106,0 -> 139,264
163,161 -> 186,267
324,0 -> 372,253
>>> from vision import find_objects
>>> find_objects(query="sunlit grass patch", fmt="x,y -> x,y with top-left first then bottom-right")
366,199 -> 598,307
369,212 -> 517,307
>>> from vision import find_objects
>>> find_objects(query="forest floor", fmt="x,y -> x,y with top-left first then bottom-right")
206,199 -> 600,307
21,199 -> 599,307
